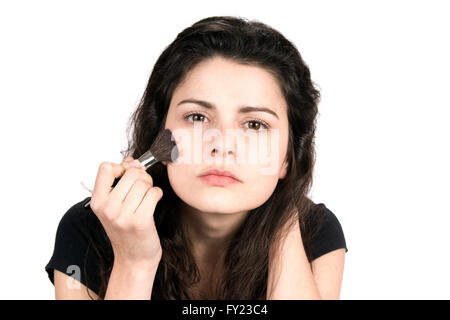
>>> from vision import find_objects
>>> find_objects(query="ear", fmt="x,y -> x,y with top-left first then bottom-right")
279,159 -> 288,179
162,160 -> 168,166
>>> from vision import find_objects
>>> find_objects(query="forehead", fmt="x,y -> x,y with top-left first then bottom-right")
171,56 -> 287,115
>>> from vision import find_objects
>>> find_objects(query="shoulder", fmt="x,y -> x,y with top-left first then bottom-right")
53,197 -> 106,244
58,197 -> 90,235
306,202 -> 348,261
49,197 -> 92,251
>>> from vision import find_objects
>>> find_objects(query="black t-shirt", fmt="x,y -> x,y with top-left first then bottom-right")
45,197 -> 348,297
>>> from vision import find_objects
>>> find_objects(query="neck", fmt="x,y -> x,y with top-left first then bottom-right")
180,202 -> 249,267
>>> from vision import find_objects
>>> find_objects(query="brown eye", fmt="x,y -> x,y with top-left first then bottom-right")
248,121 -> 261,130
185,113 -> 209,123
245,120 -> 268,131
193,114 -> 204,122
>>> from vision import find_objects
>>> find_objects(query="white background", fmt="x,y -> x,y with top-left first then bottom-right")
1,0 -> 449,299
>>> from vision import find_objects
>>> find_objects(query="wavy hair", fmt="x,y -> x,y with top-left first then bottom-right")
83,15 -> 324,300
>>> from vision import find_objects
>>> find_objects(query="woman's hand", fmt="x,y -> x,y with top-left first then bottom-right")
89,156 -> 163,268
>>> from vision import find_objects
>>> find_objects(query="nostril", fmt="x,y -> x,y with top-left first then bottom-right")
211,148 -> 234,156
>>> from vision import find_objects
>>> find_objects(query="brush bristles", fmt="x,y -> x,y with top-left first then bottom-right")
150,129 -> 179,163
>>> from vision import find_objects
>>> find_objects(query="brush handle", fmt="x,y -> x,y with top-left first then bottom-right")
83,153 -> 158,209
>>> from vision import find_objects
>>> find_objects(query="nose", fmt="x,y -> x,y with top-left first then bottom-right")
199,117 -> 239,162
207,128 -> 236,159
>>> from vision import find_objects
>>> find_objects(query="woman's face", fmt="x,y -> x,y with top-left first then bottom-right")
164,56 -> 289,214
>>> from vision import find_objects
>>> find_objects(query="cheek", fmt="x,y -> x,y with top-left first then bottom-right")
247,130 -> 288,176
166,163 -> 193,195
241,172 -> 279,207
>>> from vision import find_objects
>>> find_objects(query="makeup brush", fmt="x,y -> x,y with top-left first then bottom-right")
83,129 -> 178,208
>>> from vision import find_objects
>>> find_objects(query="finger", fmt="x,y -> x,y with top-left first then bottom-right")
92,162 -> 127,203
134,186 -> 163,220
132,159 -> 144,169
109,167 -> 153,204
121,161 -> 132,171
121,179 -> 152,219
120,157 -> 135,170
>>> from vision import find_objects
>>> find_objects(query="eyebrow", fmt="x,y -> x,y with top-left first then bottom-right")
176,98 -> 279,119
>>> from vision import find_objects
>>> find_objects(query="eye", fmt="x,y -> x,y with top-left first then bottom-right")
183,112 -> 269,131
184,112 -> 209,124
244,119 -> 269,132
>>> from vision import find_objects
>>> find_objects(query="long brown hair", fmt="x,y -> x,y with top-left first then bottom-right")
83,15 -> 324,300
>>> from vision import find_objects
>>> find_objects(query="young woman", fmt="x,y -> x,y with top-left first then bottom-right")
45,16 -> 347,300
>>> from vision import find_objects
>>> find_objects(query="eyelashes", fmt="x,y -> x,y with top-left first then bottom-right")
183,112 -> 270,131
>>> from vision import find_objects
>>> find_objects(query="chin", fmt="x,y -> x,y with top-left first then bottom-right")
197,205 -> 239,214
184,195 -> 244,214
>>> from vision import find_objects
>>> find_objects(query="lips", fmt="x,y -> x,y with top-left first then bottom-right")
198,168 -> 242,185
